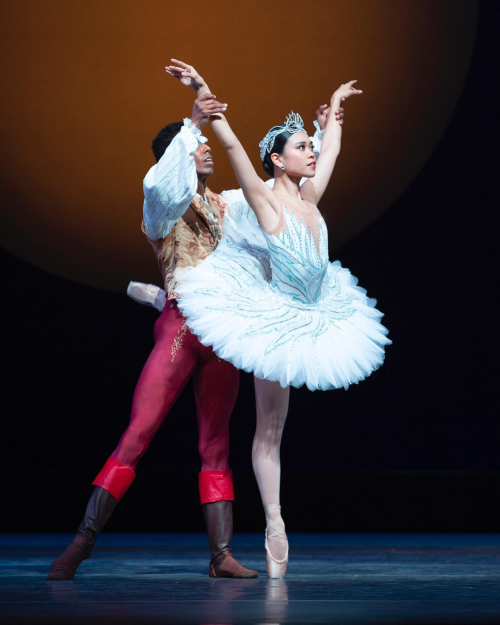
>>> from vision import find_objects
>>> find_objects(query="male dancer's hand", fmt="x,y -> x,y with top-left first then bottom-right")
316,103 -> 345,128
191,93 -> 228,130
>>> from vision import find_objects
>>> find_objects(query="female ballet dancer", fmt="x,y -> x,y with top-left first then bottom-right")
175,75 -> 391,577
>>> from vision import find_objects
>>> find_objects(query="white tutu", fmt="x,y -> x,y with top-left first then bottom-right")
176,202 -> 391,391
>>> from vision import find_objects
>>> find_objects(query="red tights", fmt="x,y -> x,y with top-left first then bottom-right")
110,302 -> 239,473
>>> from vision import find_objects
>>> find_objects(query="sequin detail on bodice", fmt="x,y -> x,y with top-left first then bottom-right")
261,203 -> 329,307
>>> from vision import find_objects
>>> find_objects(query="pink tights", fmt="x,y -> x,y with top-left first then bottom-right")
252,376 -> 290,560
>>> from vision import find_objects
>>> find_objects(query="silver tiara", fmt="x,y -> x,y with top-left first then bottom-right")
259,111 -> 306,161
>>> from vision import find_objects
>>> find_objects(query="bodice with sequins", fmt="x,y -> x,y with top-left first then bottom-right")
261,203 -> 329,307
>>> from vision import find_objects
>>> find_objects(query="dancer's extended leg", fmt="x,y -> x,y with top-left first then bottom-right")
252,377 -> 290,565
110,306 -> 197,470
48,304 -> 198,580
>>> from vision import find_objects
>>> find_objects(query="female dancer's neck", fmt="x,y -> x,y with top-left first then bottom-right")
272,175 -> 302,202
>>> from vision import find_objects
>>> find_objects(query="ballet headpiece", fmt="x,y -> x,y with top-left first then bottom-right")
259,111 -> 305,161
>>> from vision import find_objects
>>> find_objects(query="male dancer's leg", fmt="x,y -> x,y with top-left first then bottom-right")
110,308 -> 197,470
47,303 -> 197,580
194,350 -> 258,578
252,377 -> 290,565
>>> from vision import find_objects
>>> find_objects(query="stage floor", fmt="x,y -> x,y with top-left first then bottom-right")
1,533 -> 499,624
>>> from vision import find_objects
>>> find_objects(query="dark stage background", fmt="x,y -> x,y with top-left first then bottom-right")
1,1 -> 498,534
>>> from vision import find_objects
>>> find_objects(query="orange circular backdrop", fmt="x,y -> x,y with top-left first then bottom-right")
0,0 -> 478,291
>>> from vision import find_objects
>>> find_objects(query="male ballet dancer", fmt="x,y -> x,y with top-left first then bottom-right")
47,87 -> 258,581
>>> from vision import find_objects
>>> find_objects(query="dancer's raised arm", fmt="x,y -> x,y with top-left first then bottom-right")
210,114 -> 281,232
302,80 -> 362,204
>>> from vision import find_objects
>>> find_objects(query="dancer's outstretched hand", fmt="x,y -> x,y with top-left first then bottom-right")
332,80 -> 363,103
165,59 -> 209,94
316,104 -> 345,129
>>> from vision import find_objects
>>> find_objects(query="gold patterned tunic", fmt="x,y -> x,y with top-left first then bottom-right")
143,187 -> 228,300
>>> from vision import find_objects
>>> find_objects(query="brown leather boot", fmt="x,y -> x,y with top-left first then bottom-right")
203,500 -> 259,578
47,487 -> 117,580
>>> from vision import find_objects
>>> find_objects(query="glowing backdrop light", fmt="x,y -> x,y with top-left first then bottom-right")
0,0 -> 478,291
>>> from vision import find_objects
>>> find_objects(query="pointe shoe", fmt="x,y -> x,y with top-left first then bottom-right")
264,504 -> 289,579
127,282 -> 166,312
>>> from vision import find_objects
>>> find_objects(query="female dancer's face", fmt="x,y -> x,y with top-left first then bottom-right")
274,132 -> 316,178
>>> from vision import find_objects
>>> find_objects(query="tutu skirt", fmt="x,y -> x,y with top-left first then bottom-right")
176,212 -> 391,391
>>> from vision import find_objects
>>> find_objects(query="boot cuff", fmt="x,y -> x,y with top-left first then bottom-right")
199,470 -> 234,504
92,458 -> 136,502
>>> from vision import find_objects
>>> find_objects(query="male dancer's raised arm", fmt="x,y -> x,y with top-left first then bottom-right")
142,92 -> 227,240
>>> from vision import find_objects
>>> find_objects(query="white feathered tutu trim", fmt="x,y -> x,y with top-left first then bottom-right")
176,217 -> 391,391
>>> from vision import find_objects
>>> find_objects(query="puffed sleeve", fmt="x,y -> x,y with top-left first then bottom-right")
143,118 -> 207,240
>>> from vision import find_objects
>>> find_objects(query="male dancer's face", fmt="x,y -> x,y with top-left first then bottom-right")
194,143 -> 214,179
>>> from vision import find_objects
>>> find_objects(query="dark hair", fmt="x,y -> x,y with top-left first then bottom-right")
151,121 -> 183,162
262,131 -> 292,178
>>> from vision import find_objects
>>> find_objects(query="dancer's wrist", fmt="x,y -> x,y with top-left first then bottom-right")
196,81 -> 211,96
330,95 -> 342,109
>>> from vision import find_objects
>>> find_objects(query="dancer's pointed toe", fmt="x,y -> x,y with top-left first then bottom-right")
264,503 -> 289,578
265,546 -> 288,579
